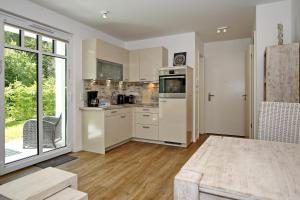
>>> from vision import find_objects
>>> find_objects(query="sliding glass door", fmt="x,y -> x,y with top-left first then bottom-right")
1,23 -> 68,167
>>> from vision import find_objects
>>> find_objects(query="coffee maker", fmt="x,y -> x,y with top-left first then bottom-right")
87,91 -> 99,107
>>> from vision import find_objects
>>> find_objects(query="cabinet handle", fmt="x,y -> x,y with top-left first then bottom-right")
142,126 -> 150,129
140,78 -> 146,81
111,111 -> 117,113
143,109 -> 150,111
121,115 -> 126,118
160,100 -> 167,103
143,114 -> 150,117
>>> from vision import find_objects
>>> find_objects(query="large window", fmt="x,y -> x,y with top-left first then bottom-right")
3,24 -> 68,164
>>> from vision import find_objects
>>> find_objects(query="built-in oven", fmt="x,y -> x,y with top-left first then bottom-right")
159,68 -> 186,98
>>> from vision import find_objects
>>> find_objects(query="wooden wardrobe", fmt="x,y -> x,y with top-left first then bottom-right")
264,43 -> 300,103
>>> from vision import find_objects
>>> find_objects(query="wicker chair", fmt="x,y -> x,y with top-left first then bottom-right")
256,102 -> 300,144
23,114 -> 62,149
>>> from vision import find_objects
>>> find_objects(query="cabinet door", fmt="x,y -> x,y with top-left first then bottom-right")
129,50 -> 140,82
159,98 -> 187,143
139,47 -> 162,82
118,113 -> 131,142
82,39 -> 97,79
135,124 -> 158,140
105,115 -> 120,148
123,63 -> 129,82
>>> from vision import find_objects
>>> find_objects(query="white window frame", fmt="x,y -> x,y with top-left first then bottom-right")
0,11 -> 73,175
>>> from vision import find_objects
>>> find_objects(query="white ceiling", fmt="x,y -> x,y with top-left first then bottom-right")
29,0 -> 281,42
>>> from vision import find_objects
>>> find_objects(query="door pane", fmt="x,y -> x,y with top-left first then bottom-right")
42,55 -> 66,152
4,25 -> 20,46
4,48 -> 38,163
56,40 -> 66,56
24,31 -> 37,50
42,36 -> 53,53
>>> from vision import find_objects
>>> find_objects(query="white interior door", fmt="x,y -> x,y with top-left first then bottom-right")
204,39 -> 250,136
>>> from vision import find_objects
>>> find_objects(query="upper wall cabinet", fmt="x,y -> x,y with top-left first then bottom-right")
82,39 -> 129,81
129,47 -> 168,82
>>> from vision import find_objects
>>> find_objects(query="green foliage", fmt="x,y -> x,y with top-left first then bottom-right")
5,78 -> 56,121
4,49 -> 37,87
42,77 -> 56,116
5,30 -> 20,46
4,31 -> 56,122
5,81 -> 38,121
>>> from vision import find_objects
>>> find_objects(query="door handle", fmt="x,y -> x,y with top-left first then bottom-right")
208,93 -> 215,102
0,60 -> 2,75
242,94 -> 247,101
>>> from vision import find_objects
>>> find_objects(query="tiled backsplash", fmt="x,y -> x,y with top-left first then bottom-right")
83,80 -> 159,106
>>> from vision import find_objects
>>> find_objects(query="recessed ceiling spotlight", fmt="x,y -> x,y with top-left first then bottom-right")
101,11 -> 110,19
217,26 -> 229,34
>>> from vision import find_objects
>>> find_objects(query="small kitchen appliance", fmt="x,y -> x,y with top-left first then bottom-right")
125,95 -> 136,104
117,94 -> 125,104
87,91 -> 99,107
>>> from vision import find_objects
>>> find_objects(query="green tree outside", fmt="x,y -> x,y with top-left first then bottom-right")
4,30 -> 56,142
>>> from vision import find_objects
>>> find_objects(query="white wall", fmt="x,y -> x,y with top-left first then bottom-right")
126,32 -> 202,141
292,0 -> 300,42
0,0 -> 125,152
254,0 -> 293,135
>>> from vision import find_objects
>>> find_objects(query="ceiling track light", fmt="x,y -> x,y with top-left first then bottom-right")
217,26 -> 229,34
101,11 -> 110,19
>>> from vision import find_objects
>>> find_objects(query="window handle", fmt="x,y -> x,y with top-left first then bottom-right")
0,60 -> 2,75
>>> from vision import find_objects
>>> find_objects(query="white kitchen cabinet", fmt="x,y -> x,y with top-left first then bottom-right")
159,98 -> 187,144
129,50 -> 140,82
119,113 -> 131,142
135,124 -> 159,140
105,114 -> 120,148
82,38 -> 129,81
82,39 -> 97,80
134,107 -> 159,141
136,113 -> 158,125
105,109 -> 131,148
139,47 -> 167,82
128,47 -> 168,82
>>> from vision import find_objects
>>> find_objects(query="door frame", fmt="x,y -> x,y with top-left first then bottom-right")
0,12 -> 73,175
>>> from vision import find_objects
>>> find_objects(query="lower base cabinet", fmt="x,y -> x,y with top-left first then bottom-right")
105,110 -> 131,148
134,107 -> 159,141
135,124 -> 158,140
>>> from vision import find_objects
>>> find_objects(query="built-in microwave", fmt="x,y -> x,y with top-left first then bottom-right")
159,67 -> 186,98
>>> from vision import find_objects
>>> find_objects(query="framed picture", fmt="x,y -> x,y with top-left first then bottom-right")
173,52 -> 187,66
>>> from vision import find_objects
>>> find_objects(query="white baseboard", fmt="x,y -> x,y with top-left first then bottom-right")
72,146 -> 82,152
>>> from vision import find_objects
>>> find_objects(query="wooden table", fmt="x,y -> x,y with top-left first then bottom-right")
174,136 -> 300,200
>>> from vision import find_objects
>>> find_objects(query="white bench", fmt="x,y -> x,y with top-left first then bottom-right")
0,167 -> 87,200
46,188 -> 87,200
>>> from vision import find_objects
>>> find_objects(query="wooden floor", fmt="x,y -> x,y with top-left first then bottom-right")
0,135 -> 208,200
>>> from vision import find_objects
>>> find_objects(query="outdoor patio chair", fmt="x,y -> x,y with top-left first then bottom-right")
23,114 -> 62,149
256,102 -> 300,144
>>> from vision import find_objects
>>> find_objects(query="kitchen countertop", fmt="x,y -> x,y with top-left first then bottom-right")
80,103 -> 158,111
